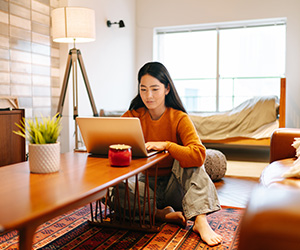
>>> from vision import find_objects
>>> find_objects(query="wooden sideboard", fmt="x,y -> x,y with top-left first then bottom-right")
0,109 -> 26,167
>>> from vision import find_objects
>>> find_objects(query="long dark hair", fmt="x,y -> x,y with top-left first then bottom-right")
129,62 -> 187,113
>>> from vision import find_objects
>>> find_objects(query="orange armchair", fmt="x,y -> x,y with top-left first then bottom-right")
238,128 -> 300,250
269,128 -> 299,163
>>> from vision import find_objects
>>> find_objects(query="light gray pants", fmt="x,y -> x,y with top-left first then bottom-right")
116,160 -> 221,220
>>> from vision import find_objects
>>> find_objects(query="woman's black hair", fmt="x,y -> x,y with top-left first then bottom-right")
129,62 -> 187,113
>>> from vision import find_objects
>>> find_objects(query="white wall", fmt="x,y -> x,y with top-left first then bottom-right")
136,0 -> 300,129
58,0 -> 136,152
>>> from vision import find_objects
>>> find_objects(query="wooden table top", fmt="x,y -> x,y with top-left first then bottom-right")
0,151 -> 169,232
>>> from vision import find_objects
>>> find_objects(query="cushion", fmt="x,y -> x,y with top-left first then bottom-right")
204,149 -> 227,181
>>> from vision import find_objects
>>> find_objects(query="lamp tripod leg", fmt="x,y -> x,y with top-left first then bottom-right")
57,51 -> 72,116
77,50 -> 99,117
72,51 -> 79,149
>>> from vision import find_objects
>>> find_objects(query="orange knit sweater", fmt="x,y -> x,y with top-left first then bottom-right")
122,107 -> 206,176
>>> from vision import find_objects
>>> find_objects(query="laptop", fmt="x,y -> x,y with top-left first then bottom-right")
76,117 -> 160,157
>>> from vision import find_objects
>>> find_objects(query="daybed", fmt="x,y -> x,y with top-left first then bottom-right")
190,78 -> 286,147
238,128 -> 300,250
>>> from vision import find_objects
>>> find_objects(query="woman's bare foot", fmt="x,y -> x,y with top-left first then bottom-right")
193,214 -> 222,246
155,206 -> 187,228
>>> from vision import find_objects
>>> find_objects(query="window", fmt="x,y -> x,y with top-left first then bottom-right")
154,19 -> 286,112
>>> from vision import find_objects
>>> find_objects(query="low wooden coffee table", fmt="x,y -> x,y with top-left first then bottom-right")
0,151 -> 169,250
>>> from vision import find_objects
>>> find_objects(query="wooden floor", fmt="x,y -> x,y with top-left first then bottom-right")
215,175 -> 259,208
208,145 -> 267,208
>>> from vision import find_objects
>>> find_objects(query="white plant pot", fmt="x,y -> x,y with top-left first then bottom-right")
28,142 -> 60,173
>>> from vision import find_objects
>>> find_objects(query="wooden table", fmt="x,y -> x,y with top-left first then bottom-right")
0,151 -> 169,250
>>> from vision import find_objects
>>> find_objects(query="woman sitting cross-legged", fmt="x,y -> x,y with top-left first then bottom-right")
117,61 -> 222,246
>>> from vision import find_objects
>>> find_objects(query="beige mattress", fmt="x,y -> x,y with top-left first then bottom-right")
189,95 -> 279,140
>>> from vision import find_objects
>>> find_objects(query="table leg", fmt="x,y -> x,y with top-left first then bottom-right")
89,166 -> 162,232
19,224 -> 38,250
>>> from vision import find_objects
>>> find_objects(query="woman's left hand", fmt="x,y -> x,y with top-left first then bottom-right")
145,141 -> 168,151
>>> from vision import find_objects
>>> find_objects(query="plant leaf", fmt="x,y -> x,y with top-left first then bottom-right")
13,113 -> 62,144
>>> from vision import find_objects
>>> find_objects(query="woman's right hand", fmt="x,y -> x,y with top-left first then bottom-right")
145,141 -> 168,151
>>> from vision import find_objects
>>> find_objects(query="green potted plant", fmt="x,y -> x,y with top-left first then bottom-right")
14,113 -> 62,173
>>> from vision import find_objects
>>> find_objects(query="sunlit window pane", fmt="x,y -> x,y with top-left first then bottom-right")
155,21 -> 286,112
158,31 -> 217,79
219,26 -> 286,77
174,79 -> 216,112
219,78 -> 281,112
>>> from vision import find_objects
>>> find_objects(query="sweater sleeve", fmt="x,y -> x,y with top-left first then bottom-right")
165,115 -> 206,168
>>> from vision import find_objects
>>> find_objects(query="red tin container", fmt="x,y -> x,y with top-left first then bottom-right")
108,144 -> 132,166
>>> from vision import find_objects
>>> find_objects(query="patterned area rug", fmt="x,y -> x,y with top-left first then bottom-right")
0,204 -> 243,249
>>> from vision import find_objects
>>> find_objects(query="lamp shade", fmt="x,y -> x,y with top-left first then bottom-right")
51,7 -> 96,43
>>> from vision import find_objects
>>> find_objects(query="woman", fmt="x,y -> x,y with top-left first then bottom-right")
122,62 -> 222,246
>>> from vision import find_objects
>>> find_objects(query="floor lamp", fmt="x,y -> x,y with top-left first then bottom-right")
51,7 -> 99,150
